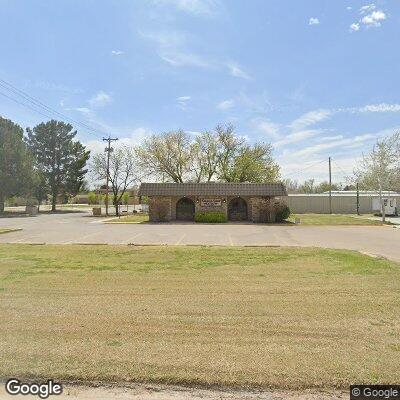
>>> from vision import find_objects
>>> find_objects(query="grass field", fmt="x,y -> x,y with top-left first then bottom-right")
288,213 -> 383,225
0,244 -> 399,389
0,228 -> 22,234
107,214 -> 149,223
107,213 -> 382,225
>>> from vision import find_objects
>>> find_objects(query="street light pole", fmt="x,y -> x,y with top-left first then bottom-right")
329,156 -> 332,214
103,137 -> 118,216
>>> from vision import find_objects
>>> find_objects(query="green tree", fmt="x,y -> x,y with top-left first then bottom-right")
31,170 -> 48,210
224,143 -> 280,183
135,130 -> 192,183
354,132 -> 399,222
314,181 -> 340,193
299,179 -> 315,193
122,192 -> 130,205
26,120 -> 90,212
0,117 -> 33,213
88,192 -> 97,205
135,123 -> 281,183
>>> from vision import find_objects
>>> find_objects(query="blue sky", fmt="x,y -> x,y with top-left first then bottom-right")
1,0 -> 400,182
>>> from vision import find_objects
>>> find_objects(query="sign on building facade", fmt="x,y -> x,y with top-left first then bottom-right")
200,198 -> 223,207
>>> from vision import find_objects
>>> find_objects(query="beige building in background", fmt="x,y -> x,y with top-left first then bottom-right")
287,191 -> 399,214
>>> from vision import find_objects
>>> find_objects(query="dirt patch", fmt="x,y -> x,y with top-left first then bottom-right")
0,382 -> 347,399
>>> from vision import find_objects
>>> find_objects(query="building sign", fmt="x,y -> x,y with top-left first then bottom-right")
200,198 -> 222,207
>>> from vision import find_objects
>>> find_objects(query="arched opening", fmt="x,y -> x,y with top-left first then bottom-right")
176,197 -> 195,221
228,197 -> 248,221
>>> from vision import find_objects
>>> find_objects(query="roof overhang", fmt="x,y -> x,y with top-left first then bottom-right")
139,182 -> 287,197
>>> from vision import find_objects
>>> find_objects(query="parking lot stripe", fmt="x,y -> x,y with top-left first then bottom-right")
175,233 -> 186,245
122,232 -> 144,245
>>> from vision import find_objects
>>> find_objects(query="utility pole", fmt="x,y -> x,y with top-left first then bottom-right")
356,182 -> 360,215
328,156 -> 332,214
103,137 -> 118,216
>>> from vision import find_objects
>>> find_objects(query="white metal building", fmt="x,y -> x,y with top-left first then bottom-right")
286,191 -> 399,214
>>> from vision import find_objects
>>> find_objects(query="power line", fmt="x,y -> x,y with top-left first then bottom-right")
332,160 -> 351,180
283,159 -> 326,179
0,89 -> 56,121
0,78 -> 106,138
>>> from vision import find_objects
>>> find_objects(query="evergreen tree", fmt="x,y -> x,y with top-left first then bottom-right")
0,117 -> 33,213
26,120 -> 90,211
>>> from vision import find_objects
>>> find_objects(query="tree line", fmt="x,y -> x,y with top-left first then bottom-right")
133,124 -> 280,183
0,118 -> 281,214
0,117 -> 89,213
1,113 -> 398,218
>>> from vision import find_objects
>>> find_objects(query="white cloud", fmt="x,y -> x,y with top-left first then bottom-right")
74,107 -> 91,115
350,6 -> 387,31
342,103 -> 400,113
111,50 -> 124,55
153,0 -> 221,17
292,133 -> 377,157
254,119 -> 281,139
139,31 -> 251,80
226,62 -> 250,80
177,95 -> 191,110
217,99 -> 234,110
358,103 -> 400,113
346,6 -> 352,11
274,130 -> 320,147
317,135 -> 344,142
89,91 -> 113,108
360,4 -> 376,14
308,17 -> 320,25
361,10 -> 386,27
161,52 -> 210,68
350,23 -> 360,32
85,127 -> 152,158
139,30 -> 211,68
289,109 -> 333,131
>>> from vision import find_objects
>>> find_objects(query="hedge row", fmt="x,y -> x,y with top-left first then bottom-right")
194,212 -> 228,223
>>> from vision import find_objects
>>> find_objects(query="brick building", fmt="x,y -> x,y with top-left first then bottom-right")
139,182 -> 287,222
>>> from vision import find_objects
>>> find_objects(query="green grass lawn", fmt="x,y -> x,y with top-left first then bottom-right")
106,214 -> 149,223
106,213 -> 383,225
288,213 -> 383,225
0,228 -> 22,234
0,244 -> 399,389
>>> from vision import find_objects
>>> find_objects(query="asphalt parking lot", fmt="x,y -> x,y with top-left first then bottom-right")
0,211 -> 400,261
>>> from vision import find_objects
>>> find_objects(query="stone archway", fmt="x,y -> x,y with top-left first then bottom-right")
176,197 -> 195,221
228,197 -> 248,221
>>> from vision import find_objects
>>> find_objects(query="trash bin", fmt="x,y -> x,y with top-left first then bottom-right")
25,205 -> 38,215
92,207 -> 102,216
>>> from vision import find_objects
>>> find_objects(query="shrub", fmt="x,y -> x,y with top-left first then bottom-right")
274,200 -> 291,222
195,212 -> 228,223
88,192 -> 97,205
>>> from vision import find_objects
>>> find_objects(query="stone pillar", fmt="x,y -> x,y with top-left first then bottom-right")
250,197 -> 276,223
149,196 -> 172,222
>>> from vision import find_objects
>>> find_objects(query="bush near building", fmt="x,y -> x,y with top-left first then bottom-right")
274,200 -> 291,222
195,212 -> 228,223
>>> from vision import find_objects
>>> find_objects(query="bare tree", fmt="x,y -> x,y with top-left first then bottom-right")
135,130 -> 192,183
215,123 -> 244,182
354,132 -> 399,222
190,131 -> 220,182
134,123 -> 281,184
92,145 -> 138,216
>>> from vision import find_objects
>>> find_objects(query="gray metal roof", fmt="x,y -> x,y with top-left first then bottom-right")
139,182 -> 287,197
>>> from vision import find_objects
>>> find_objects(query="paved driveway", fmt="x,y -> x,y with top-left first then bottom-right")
1,212 -> 400,261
